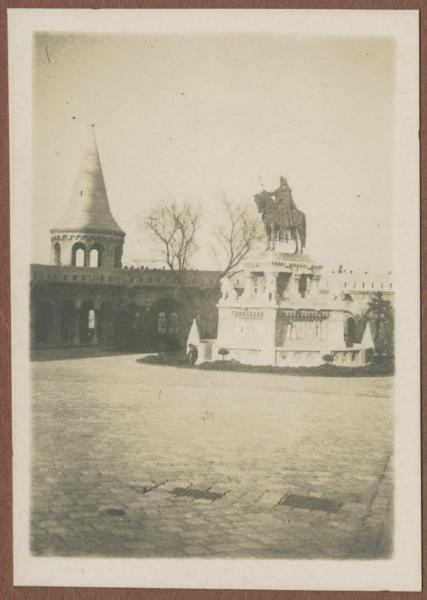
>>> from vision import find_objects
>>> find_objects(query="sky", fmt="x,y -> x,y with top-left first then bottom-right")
32,32 -> 395,273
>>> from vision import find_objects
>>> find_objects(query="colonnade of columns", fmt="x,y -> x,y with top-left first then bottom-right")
31,300 -> 104,348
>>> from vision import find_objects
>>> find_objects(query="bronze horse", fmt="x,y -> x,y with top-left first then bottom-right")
254,191 -> 306,253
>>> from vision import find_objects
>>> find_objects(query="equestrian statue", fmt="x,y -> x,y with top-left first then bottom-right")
254,176 -> 306,254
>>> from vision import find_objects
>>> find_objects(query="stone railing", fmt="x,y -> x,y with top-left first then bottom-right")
30,264 -> 221,289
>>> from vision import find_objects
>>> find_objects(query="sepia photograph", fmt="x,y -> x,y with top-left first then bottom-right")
8,8 -> 421,591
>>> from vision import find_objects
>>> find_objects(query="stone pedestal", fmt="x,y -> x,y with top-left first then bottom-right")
188,247 -> 374,368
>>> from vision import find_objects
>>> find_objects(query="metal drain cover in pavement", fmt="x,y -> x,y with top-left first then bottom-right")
278,494 -> 343,513
101,508 -> 126,517
170,486 -> 228,501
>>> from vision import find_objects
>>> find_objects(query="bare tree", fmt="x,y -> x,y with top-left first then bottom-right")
144,195 -> 262,312
211,194 -> 263,281
145,199 -> 202,305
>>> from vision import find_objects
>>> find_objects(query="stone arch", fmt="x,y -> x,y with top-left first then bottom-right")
89,243 -> 104,268
72,242 -> 86,267
34,301 -> 54,345
148,298 -> 182,352
114,302 -> 146,350
79,300 -> 96,344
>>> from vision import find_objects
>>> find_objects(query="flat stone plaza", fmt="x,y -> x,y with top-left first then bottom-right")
31,353 -> 393,559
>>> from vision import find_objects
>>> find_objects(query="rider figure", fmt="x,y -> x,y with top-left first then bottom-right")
265,176 -> 296,230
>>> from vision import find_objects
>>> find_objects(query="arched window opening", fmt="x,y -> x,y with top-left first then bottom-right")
79,301 -> 96,344
149,300 -> 181,352
75,248 -> 85,267
88,309 -> 96,331
114,304 -> 145,351
89,244 -> 103,268
89,248 -> 99,267
72,242 -> 86,267
53,242 -> 61,266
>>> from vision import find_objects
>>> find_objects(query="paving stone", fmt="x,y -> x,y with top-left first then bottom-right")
31,356 -> 394,559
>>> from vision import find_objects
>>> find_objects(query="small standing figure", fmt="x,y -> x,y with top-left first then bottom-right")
187,343 -> 198,365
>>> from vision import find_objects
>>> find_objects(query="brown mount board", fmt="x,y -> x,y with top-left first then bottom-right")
0,1 -> 424,598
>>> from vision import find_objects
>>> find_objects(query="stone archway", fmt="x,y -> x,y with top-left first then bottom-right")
114,303 -> 146,351
79,300 -> 96,345
35,302 -> 54,345
148,299 -> 182,352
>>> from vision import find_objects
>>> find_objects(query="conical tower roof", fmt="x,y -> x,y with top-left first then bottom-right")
52,131 -> 124,235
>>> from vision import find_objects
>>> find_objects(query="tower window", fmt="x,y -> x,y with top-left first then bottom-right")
53,242 -> 61,266
89,244 -> 103,268
72,242 -> 86,267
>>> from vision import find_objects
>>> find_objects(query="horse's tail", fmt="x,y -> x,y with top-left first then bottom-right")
299,214 -> 306,250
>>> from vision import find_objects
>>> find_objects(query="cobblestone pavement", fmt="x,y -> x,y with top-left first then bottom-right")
31,354 -> 393,559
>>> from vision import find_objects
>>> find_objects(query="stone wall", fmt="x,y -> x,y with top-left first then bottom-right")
30,264 -> 220,351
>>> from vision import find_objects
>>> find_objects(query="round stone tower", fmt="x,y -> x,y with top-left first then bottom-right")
50,130 -> 125,269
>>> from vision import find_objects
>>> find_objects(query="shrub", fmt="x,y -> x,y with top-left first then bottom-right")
322,353 -> 334,364
218,348 -> 230,361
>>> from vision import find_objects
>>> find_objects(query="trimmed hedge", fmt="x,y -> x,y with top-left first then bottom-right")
138,353 -> 394,377
197,359 -> 394,377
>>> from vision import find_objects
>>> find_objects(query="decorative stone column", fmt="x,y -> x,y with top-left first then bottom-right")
73,301 -> 81,345
83,248 -> 90,267
92,306 -> 100,345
